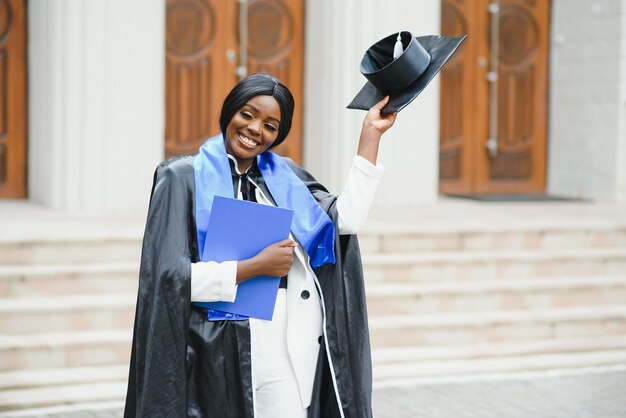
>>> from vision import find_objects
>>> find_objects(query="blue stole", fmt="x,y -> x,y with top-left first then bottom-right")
193,133 -> 336,275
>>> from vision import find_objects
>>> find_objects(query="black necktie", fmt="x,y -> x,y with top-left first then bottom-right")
239,173 -> 257,202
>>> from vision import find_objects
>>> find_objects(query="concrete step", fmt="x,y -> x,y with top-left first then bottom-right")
0,381 -> 126,411
5,219 -> 626,265
0,329 -> 131,371
0,294 -> 136,334
0,238 -> 142,266
366,275 -> 626,315
0,263 -> 138,298
372,335 -> 626,364
373,349 -> 626,383
368,306 -> 626,348
0,206 -> 144,267
0,364 -> 128,390
363,247 -> 626,282
359,223 -> 626,254
3,342 -> 625,410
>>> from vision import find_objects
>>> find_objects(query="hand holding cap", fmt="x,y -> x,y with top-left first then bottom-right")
348,31 -> 467,114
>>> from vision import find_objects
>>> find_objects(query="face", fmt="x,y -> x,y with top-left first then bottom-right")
224,95 -> 281,172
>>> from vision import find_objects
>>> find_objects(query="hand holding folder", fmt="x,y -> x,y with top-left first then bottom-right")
238,238 -> 297,280
193,196 -> 294,320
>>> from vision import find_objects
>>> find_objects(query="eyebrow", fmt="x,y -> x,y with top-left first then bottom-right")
243,103 -> 280,125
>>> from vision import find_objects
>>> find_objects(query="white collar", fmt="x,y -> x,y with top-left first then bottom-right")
227,154 -> 253,175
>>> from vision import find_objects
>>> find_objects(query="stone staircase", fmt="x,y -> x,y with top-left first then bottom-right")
0,215 -> 142,411
1,201 -> 626,410
360,213 -> 626,386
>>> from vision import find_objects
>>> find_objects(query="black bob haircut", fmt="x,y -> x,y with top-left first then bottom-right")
219,73 -> 295,149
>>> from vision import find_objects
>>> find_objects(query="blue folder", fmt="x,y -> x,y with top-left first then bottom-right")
193,195 -> 294,320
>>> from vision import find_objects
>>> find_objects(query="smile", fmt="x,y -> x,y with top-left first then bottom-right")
237,132 -> 260,148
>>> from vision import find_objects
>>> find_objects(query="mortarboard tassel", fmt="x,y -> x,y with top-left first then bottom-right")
393,32 -> 403,59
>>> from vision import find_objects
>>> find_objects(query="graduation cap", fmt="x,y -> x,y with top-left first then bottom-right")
347,31 -> 467,113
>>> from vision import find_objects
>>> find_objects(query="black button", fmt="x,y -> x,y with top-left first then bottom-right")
318,335 -> 323,344
301,290 -> 310,300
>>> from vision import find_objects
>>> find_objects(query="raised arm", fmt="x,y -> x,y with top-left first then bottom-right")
356,96 -> 398,165
337,96 -> 397,234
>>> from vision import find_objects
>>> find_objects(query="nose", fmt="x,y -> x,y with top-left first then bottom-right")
247,118 -> 261,135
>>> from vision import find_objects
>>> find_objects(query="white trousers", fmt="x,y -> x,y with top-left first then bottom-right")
250,289 -> 308,418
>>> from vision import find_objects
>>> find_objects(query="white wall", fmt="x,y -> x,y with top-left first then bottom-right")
548,0 -> 626,201
617,0 -> 626,201
28,0 -> 165,213
304,0 -> 441,207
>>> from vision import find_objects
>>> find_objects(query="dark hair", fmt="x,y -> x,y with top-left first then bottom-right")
219,73 -> 295,148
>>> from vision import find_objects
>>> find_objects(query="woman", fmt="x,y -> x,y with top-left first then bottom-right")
125,73 -> 397,418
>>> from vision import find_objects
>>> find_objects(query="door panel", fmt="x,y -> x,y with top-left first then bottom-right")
439,0 -> 549,195
439,0 -> 477,194
0,0 -> 26,199
476,0 -> 548,193
165,0 -> 304,163
246,0 -> 303,162
165,0 -> 236,158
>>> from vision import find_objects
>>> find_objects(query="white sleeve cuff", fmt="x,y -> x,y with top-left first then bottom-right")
190,260 -> 238,303
353,155 -> 386,178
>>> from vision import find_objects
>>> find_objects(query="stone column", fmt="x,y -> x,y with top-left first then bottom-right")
303,0 -> 442,208
28,0 -> 165,213
547,0 -> 626,202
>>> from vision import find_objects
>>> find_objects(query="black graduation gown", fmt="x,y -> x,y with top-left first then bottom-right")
124,155 -> 373,418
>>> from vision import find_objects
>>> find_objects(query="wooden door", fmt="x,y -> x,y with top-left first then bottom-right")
439,0 -> 549,195
165,0 -> 304,163
246,0 -> 303,161
165,0 -> 235,158
439,0 -> 477,194
0,0 -> 26,199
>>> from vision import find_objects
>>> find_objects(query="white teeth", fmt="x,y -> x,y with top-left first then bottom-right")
238,133 -> 257,147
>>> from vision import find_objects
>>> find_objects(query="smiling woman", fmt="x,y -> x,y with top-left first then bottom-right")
124,73 -> 397,418
224,95 -> 282,172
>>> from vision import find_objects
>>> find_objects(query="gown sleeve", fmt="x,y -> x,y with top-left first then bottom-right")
124,157 -> 196,418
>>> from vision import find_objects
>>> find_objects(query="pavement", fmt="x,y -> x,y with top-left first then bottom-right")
1,366 -> 624,418
372,366 -> 626,418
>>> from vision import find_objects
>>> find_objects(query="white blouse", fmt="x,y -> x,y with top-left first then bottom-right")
190,155 -> 385,302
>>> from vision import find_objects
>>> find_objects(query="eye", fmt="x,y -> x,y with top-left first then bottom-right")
264,123 -> 278,133
240,110 -> 253,119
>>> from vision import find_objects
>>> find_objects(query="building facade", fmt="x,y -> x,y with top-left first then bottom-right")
1,0 -> 625,213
